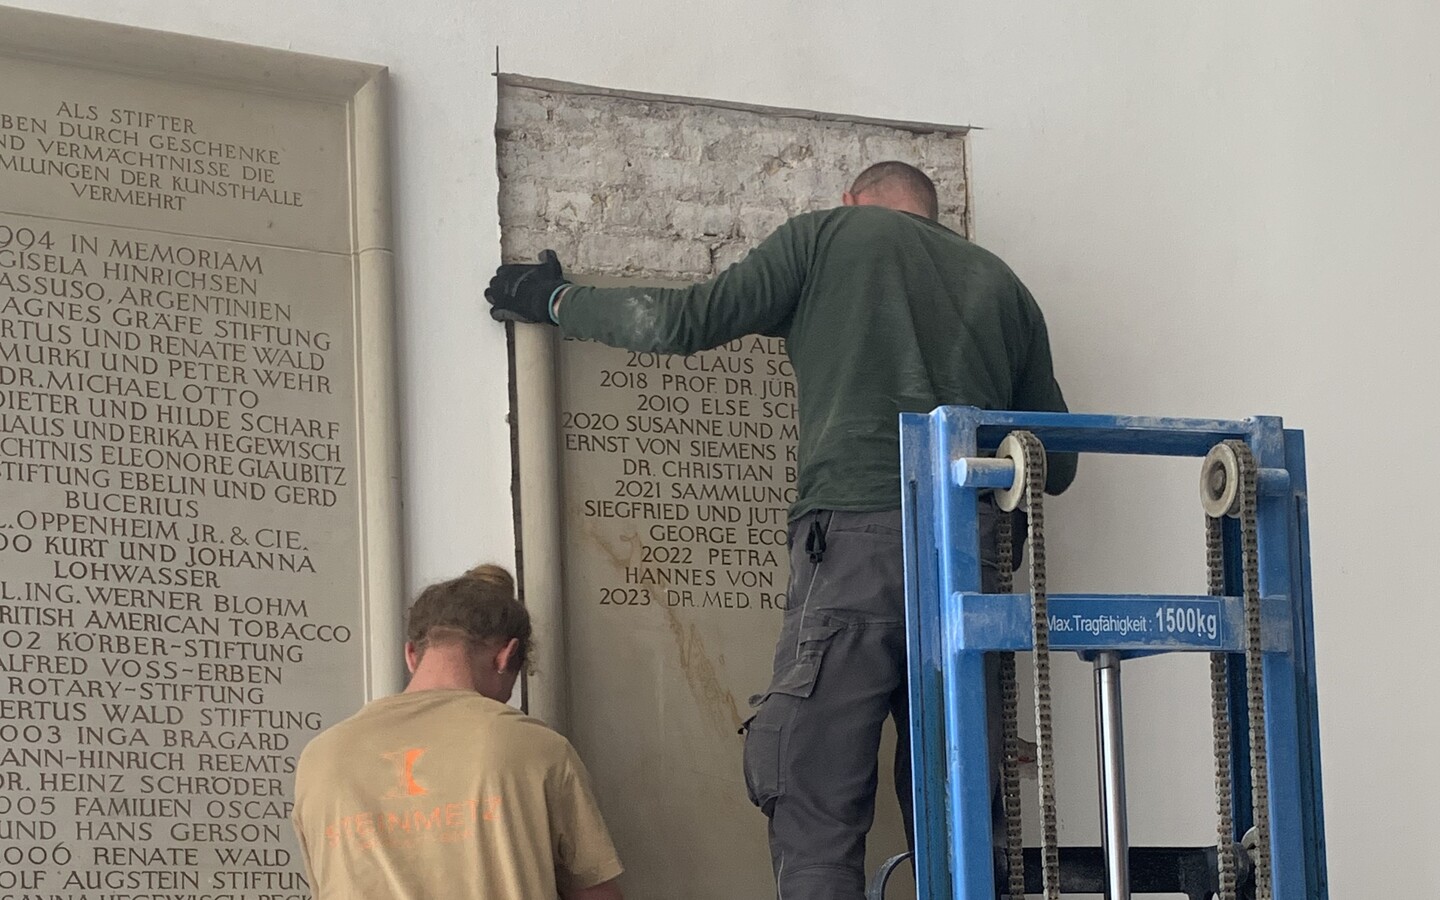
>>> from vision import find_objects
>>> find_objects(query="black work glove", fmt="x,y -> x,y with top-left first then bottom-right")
486,249 -> 569,324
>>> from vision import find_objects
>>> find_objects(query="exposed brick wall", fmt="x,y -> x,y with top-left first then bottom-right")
496,77 -> 970,278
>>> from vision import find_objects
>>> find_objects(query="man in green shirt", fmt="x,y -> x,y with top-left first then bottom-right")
488,161 -> 1074,900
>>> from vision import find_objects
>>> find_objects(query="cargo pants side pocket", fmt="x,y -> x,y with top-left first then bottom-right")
741,622 -> 841,818
742,717 -> 784,816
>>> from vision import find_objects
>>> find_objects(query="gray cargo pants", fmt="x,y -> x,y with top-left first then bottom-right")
742,506 -> 1008,900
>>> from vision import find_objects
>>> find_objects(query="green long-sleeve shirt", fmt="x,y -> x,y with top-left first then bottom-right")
558,205 -> 1076,520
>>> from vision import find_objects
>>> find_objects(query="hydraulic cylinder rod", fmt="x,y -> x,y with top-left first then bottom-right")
1094,651 -> 1131,900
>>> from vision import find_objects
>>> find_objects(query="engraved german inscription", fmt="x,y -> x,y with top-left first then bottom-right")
560,335 -> 797,618
0,35 -> 367,897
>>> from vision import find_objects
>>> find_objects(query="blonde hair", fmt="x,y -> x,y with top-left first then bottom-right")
407,564 -> 532,673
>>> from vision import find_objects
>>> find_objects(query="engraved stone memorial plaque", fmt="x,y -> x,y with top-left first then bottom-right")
0,9 -> 400,894
555,295 -> 798,896
500,75 -> 971,899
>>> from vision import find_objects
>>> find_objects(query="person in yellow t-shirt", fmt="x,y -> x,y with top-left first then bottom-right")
292,565 -> 624,900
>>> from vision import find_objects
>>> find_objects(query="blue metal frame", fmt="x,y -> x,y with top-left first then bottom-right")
899,408 -> 1329,900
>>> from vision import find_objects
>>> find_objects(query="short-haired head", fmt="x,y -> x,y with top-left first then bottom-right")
406,564 -> 532,674
844,160 -> 939,219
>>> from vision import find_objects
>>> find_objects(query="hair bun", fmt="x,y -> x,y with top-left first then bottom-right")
464,563 -> 516,598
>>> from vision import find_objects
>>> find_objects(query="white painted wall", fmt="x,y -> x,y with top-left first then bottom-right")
10,0 -> 1436,894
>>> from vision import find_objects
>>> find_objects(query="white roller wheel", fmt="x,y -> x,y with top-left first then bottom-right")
995,433 -> 1029,512
1200,443 -> 1241,518
1241,825 -> 1262,865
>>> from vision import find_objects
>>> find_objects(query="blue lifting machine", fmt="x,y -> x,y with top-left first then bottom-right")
876,408 -> 1327,900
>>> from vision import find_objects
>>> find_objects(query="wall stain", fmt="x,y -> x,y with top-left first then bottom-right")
573,507 -> 743,734
574,505 -> 639,570
665,607 -> 743,734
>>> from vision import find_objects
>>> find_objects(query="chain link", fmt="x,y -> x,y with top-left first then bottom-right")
994,432 -> 1059,898
1231,440 -> 1273,900
1207,514 -> 1238,900
996,432 -> 1065,892
1206,440 -> 1272,900
995,510 -> 1026,900
1013,432 -> 1061,900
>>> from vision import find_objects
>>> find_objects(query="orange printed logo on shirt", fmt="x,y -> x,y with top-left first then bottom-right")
382,747 -> 429,799
323,796 -> 505,850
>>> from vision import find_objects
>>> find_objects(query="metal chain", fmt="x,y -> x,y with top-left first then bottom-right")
1206,515 -> 1238,900
1231,440 -> 1273,900
1014,431 -> 1061,900
1205,440 -> 1272,900
995,510 -> 1026,900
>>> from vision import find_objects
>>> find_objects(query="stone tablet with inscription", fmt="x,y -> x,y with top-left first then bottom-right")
0,10 -> 399,895
499,76 -> 972,899
555,318 -> 798,895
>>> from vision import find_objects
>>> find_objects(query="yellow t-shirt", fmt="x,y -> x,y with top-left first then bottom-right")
292,690 -> 623,899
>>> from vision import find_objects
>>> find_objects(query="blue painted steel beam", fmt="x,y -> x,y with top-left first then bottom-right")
952,456 -> 1293,497
937,407 -> 1256,456
1252,419 -> 1308,900
947,593 -> 1292,653
1283,430 -> 1330,898
901,411 -> 953,899
930,412 -> 997,899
